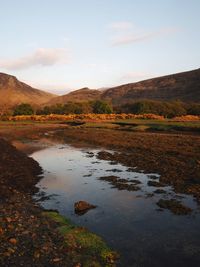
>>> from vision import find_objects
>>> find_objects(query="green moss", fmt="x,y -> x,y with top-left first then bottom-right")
43,211 -> 72,225
43,211 -> 118,266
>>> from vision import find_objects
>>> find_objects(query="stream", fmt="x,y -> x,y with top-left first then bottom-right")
31,143 -> 200,267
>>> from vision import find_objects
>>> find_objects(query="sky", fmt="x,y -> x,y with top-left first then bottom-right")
0,0 -> 200,95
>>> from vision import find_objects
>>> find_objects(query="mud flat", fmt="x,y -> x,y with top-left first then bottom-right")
55,128 -> 200,202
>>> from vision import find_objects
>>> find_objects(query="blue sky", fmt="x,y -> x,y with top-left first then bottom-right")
0,0 -> 199,94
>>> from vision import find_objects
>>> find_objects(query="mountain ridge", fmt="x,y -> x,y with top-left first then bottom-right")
46,68 -> 200,105
0,68 -> 199,113
0,73 -> 57,111
102,68 -> 200,104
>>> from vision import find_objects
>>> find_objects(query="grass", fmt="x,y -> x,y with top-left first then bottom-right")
110,119 -> 200,132
43,211 -> 118,266
0,117 -> 200,133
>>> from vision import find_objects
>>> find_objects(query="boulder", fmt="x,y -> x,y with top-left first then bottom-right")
74,201 -> 96,215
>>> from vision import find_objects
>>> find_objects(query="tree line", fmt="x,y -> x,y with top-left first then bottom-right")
12,100 -> 200,118
13,100 -> 113,116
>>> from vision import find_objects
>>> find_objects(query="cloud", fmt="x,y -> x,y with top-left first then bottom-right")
109,21 -> 133,31
0,48 -> 70,70
109,22 -> 179,46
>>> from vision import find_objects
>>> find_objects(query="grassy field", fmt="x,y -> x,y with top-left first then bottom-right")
0,117 -> 200,133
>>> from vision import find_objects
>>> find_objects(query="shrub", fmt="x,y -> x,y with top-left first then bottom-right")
13,103 -> 34,116
92,100 -> 113,114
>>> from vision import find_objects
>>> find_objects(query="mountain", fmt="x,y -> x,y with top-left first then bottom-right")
102,69 -> 200,105
1,68 -> 199,113
46,87 -> 101,105
46,68 -> 200,106
0,73 -> 56,112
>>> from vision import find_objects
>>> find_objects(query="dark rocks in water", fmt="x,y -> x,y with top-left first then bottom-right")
99,176 -> 140,191
112,183 -> 140,191
106,168 -> 123,173
97,151 -> 113,161
156,199 -> 192,215
148,180 -> 165,187
127,168 -> 137,172
109,161 -> 118,165
83,174 -> 92,177
129,179 -> 142,185
148,175 -> 159,180
86,152 -> 95,158
154,189 -> 166,194
99,176 -> 119,183
74,201 -> 97,215
117,178 -> 128,183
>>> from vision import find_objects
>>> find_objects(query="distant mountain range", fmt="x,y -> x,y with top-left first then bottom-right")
0,68 -> 199,112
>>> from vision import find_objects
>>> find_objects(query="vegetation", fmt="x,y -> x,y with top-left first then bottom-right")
92,100 -> 113,114
13,103 -> 34,116
119,100 -> 190,118
43,211 -> 118,266
4,100 -> 200,118
36,100 -> 112,115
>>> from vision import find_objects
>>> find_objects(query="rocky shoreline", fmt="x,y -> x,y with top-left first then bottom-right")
0,138 -> 117,267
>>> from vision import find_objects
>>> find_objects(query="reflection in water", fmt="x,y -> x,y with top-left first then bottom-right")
31,144 -> 200,267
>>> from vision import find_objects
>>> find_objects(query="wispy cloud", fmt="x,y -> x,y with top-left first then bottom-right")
0,47 -> 70,70
109,21 -> 179,46
109,21 -> 133,31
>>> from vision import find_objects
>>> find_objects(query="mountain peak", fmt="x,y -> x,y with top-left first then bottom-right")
0,73 -> 56,111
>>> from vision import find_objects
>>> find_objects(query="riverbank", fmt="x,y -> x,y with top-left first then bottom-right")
0,138 -> 118,267
0,121 -> 200,202
54,127 -> 200,202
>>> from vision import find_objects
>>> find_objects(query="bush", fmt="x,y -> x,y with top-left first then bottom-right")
13,103 -> 34,116
186,103 -> 200,115
92,100 -> 113,114
120,100 -> 187,118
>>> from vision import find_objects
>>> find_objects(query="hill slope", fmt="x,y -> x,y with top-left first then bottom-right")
102,69 -> 200,104
0,73 -> 56,112
46,87 -> 101,105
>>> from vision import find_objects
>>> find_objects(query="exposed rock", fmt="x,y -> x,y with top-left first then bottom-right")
97,151 -> 113,161
147,180 -> 165,187
154,189 -> 166,194
156,199 -> 192,215
74,201 -> 97,215
99,176 -> 140,191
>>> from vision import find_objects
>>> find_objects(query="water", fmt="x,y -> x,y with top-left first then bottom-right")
31,144 -> 200,267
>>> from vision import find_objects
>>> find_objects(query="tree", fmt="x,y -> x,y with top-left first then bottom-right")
187,103 -> 200,115
92,100 -> 113,114
13,103 -> 34,116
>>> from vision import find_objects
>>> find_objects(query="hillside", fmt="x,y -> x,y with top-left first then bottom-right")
1,68 -> 199,113
0,73 -> 56,112
46,87 -> 101,105
102,69 -> 200,104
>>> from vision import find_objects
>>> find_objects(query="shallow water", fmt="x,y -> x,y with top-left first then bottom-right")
31,144 -> 200,267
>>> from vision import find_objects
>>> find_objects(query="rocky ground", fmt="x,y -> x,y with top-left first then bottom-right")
1,122 -> 200,264
55,128 -> 200,203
